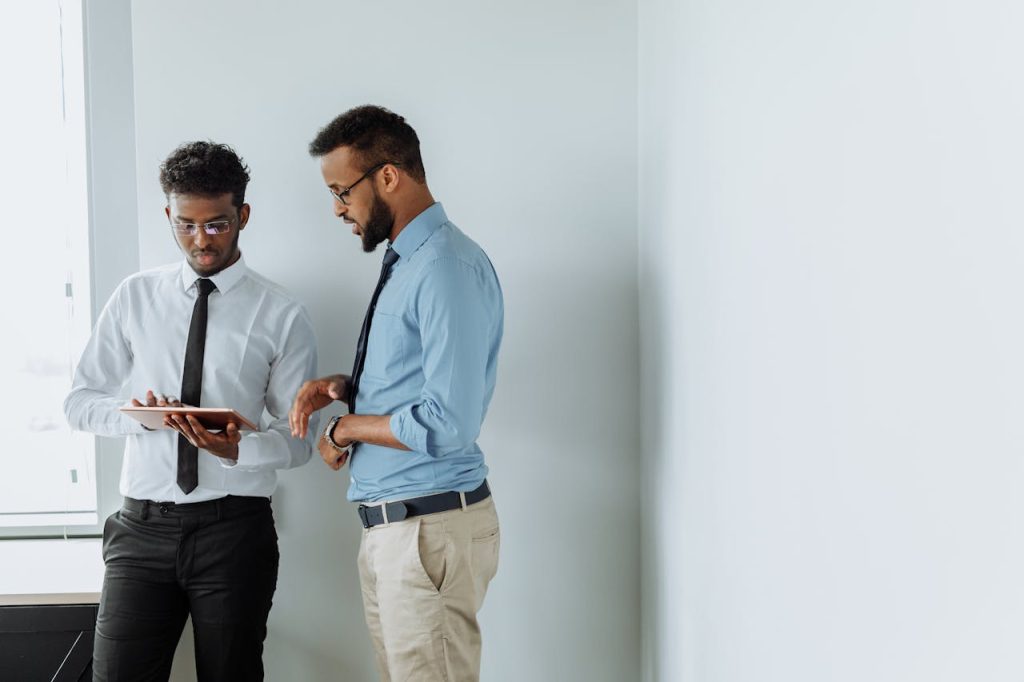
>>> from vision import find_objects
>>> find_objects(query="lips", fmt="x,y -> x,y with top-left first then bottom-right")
192,251 -> 218,264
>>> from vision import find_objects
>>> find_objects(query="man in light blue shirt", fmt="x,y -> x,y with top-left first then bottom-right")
289,105 -> 502,682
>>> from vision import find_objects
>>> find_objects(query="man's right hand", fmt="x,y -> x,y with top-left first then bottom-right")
289,374 -> 348,439
130,389 -> 182,408
130,390 -> 182,431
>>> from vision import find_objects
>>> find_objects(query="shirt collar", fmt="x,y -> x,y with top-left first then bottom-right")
179,252 -> 248,294
390,203 -> 446,260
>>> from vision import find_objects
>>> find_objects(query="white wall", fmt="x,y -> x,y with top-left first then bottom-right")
640,1 -> 1024,680
128,1 -> 639,680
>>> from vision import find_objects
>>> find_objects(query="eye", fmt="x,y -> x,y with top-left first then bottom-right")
205,221 -> 231,234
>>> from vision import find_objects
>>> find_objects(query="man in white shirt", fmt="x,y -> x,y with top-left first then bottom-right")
64,141 -> 318,681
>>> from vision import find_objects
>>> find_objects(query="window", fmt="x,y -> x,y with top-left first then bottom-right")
0,0 -> 97,533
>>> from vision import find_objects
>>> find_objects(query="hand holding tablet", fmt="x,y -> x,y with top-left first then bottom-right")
119,389 -> 258,432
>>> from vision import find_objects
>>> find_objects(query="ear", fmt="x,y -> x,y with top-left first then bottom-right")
238,204 -> 251,230
379,164 -> 401,194
164,205 -> 171,222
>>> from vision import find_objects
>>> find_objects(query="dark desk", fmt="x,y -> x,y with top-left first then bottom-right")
0,595 -> 99,681
0,540 -> 103,681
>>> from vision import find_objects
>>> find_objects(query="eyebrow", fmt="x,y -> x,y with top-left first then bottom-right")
172,214 -> 231,223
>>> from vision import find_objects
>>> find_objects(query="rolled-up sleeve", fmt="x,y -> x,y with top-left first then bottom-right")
391,257 -> 494,456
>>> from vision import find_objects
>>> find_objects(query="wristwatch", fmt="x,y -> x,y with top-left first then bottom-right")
322,414 -> 351,454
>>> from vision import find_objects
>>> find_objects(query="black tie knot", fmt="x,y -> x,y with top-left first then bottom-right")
382,247 -> 399,269
196,278 -> 216,297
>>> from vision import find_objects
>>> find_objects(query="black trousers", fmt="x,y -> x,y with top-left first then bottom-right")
93,495 -> 279,682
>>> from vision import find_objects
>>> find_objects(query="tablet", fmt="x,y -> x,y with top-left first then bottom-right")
119,406 -> 259,432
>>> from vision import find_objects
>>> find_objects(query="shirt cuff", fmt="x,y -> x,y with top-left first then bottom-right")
218,454 -> 239,469
389,410 -> 422,453
224,434 -> 258,469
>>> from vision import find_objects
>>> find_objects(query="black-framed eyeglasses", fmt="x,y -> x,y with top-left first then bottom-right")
329,162 -> 399,205
170,218 -> 235,236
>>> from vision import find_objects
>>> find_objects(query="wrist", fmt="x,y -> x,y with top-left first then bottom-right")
323,415 -> 352,452
215,444 -> 240,461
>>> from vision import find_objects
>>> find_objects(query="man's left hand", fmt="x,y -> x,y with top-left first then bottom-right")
167,414 -> 241,461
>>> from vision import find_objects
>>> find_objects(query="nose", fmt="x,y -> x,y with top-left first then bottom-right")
193,227 -> 213,248
333,196 -> 347,218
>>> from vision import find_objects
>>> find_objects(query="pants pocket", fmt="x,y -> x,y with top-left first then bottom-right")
416,518 -> 449,593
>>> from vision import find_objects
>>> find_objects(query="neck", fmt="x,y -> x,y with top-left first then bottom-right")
389,190 -> 436,243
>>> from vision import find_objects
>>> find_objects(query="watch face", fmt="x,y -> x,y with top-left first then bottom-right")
325,415 -> 346,443
323,415 -> 348,453
324,415 -> 339,438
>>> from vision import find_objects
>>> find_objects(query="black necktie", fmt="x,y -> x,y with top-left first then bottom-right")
349,247 -> 400,413
177,277 -> 216,494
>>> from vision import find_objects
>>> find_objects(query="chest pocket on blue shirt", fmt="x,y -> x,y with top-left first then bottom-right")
363,312 -> 405,381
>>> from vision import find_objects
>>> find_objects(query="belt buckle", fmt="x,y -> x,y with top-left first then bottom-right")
357,505 -> 371,529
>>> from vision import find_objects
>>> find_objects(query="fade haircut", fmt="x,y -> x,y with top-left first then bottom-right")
159,141 -> 251,209
308,105 -> 426,183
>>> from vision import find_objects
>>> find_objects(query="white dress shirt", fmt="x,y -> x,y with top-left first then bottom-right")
64,255 -> 319,503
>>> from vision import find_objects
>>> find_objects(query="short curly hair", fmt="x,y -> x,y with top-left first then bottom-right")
308,105 -> 426,183
159,141 -> 250,209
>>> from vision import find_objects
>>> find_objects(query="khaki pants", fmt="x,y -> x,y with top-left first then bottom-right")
357,495 -> 500,682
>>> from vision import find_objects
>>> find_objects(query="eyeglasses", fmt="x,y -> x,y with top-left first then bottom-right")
328,162 -> 399,205
170,218 -> 234,236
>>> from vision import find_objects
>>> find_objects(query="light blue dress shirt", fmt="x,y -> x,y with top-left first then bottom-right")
349,203 -> 503,502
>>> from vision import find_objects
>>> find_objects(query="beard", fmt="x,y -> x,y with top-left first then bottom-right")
361,190 -> 394,253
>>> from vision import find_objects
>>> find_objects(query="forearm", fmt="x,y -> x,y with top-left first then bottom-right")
64,387 -> 147,437
337,414 -> 410,451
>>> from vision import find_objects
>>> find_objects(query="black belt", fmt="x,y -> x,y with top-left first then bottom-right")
123,495 -> 269,520
357,480 -> 491,529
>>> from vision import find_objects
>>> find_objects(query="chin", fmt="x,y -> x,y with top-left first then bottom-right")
190,261 -> 220,276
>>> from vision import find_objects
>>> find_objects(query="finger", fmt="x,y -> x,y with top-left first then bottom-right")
292,401 -> 309,439
289,401 -> 302,437
185,416 -> 213,442
131,398 -> 144,406
289,395 -> 311,436
146,390 -> 157,407
174,415 -> 199,443
168,418 -> 192,443
226,423 -> 240,444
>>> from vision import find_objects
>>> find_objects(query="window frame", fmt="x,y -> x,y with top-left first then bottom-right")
0,0 -> 138,541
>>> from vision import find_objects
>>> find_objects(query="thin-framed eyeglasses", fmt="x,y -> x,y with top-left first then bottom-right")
329,162 -> 399,205
170,218 -> 235,236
